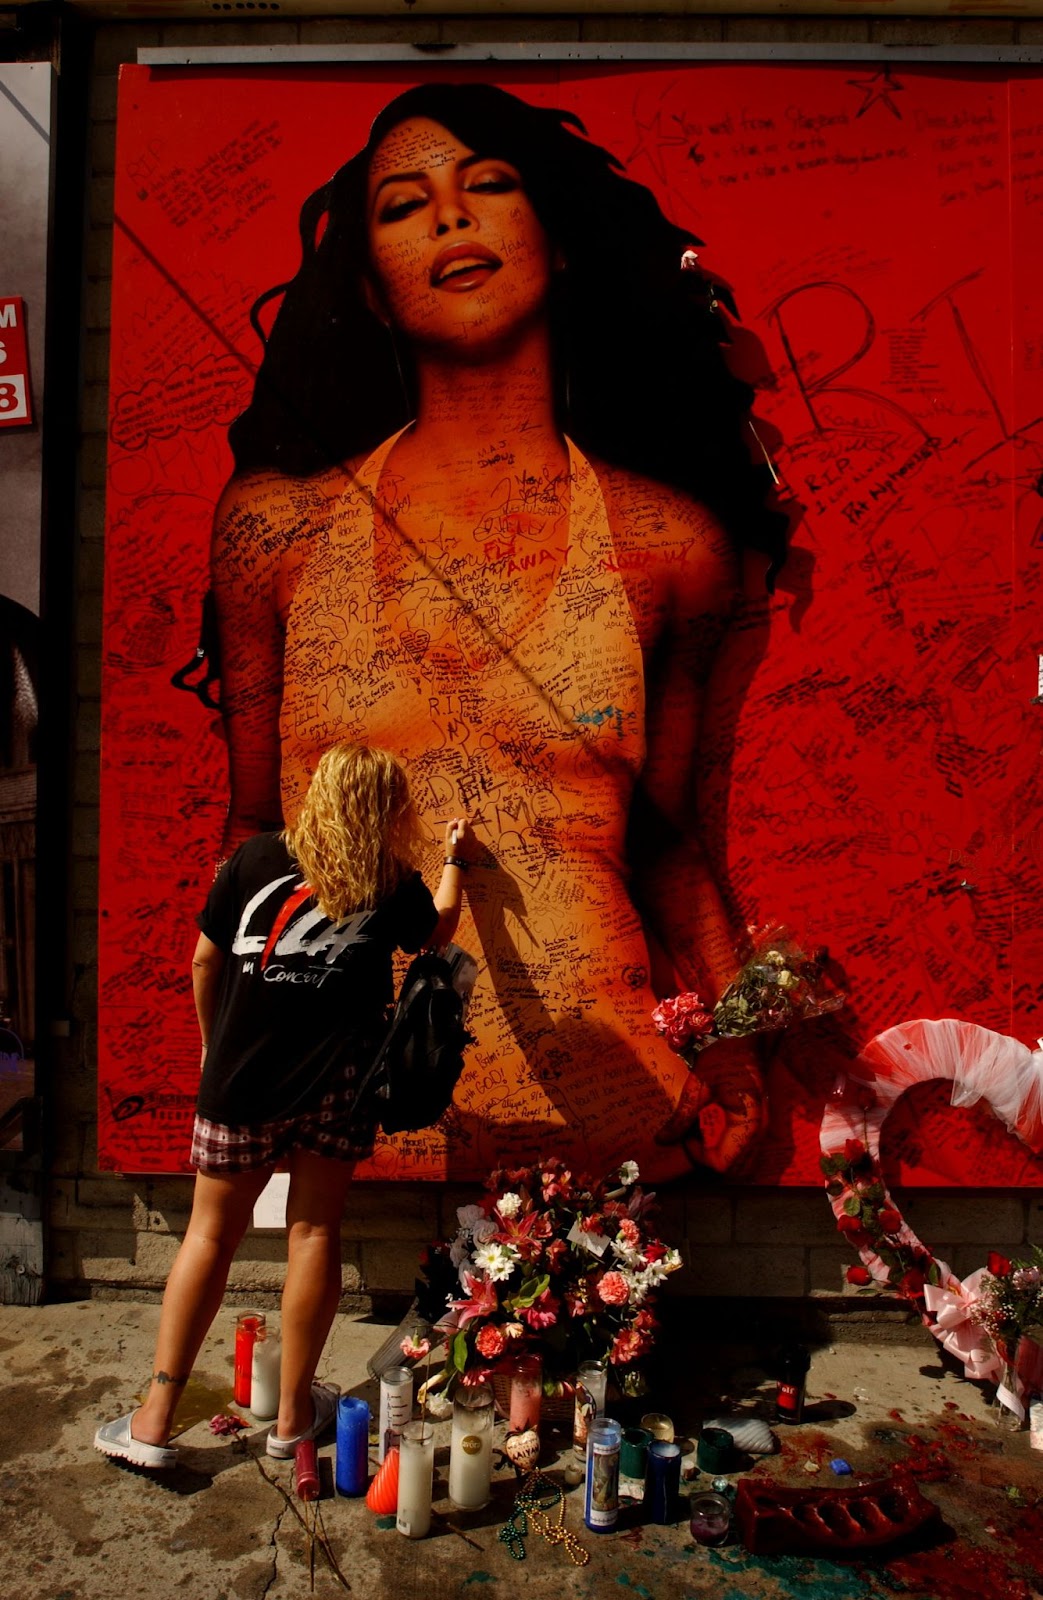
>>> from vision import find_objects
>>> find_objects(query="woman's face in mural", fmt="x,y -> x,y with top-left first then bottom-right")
365,116 -> 556,358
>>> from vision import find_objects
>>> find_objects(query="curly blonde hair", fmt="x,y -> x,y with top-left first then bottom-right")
283,743 -> 427,922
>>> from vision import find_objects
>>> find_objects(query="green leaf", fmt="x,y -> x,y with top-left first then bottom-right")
825,1181 -> 845,1199
512,1273 -> 551,1309
843,1195 -> 862,1218
450,1330 -> 469,1373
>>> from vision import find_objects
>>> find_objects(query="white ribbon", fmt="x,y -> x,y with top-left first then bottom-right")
923,1268 -> 1004,1386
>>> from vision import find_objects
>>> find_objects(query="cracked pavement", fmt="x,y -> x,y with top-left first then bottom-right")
2,1300 -> 1042,1600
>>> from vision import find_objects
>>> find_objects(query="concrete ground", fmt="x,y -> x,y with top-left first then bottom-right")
1,1300 -> 1041,1600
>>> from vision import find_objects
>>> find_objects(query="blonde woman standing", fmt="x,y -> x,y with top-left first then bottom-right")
94,743 -> 474,1468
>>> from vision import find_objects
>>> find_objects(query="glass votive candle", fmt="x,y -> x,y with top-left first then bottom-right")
509,1352 -> 543,1433
689,1489 -> 732,1546
640,1411 -> 675,1442
396,1420 -> 435,1539
233,1313 -> 265,1408
449,1382 -> 494,1511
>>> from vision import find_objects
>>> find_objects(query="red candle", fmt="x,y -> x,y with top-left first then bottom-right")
295,1439 -> 320,1501
234,1314 -> 264,1407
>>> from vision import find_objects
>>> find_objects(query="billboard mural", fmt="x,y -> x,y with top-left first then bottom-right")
100,61 -> 1043,1185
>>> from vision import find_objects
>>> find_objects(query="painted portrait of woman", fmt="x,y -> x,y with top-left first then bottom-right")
208,82 -> 786,1182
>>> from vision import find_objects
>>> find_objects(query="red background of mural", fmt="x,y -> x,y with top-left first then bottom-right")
100,61 -> 1043,1182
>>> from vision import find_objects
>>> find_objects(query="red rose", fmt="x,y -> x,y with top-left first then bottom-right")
898,1269 -> 925,1298
987,1252 -> 1012,1278
846,1266 -> 872,1286
877,1209 -> 902,1235
643,1243 -> 667,1264
837,1214 -> 864,1235
844,1139 -> 867,1163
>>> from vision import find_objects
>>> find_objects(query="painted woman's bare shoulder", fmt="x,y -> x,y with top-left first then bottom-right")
214,466 -> 342,529
588,456 -> 737,601
212,466 -> 345,581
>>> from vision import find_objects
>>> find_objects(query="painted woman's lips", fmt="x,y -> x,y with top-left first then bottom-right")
430,243 -> 501,289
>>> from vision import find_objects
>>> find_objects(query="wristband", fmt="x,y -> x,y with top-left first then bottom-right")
444,856 -> 470,870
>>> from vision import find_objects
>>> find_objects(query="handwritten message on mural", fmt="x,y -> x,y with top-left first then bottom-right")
100,64 -> 1043,1185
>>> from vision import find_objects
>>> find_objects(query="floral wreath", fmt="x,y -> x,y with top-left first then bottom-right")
821,1017 -> 1043,1417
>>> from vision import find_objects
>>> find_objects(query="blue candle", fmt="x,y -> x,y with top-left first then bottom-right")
644,1439 -> 681,1524
335,1395 -> 370,1496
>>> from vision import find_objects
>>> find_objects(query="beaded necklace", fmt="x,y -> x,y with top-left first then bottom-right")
498,1471 -> 590,1566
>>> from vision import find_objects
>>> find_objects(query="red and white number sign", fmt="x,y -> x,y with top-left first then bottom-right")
0,298 -> 32,428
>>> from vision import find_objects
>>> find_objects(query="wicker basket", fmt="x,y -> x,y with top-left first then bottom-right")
492,1371 -> 575,1425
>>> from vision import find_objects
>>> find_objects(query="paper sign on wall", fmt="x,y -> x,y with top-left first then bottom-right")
0,297 -> 32,428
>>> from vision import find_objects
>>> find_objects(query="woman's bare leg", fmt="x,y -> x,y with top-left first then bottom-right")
274,1150 -> 356,1442
133,1166 -> 272,1445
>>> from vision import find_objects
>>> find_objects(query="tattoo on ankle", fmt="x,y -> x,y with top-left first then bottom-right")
152,1370 -> 189,1387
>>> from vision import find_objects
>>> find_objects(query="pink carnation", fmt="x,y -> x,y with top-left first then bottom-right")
617,1218 -> 640,1249
651,993 -> 714,1052
597,1271 -> 630,1307
475,1323 -> 507,1360
209,1413 -> 248,1436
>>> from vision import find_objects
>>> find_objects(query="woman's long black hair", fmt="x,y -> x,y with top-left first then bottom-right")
229,81 -> 786,577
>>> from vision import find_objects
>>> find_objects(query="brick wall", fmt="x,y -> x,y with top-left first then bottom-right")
54,8 -> 1043,1309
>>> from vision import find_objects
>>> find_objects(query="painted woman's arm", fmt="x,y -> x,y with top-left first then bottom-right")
609,475 -> 742,1003
210,474 -> 290,853
603,468 -> 769,1174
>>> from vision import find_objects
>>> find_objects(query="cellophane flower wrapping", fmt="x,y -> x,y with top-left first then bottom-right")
418,1158 -> 681,1397
971,1248 -> 1043,1375
713,922 -> 845,1038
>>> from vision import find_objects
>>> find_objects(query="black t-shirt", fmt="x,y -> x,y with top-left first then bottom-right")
196,833 -> 438,1126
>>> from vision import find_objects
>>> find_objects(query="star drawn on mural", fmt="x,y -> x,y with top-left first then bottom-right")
626,89 -> 702,185
848,68 -> 905,120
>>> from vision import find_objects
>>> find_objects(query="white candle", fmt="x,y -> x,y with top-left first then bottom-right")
396,1421 -> 435,1538
250,1329 -> 281,1420
449,1384 -> 494,1511
379,1366 -> 413,1462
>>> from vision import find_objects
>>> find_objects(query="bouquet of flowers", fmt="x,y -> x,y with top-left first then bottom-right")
972,1249 -> 1043,1397
419,1158 -> 681,1400
652,922 -> 844,1056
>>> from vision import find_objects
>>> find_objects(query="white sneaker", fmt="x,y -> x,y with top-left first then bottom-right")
265,1382 -> 340,1459
94,1411 -> 178,1469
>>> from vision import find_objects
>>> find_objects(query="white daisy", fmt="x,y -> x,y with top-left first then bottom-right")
473,1242 -> 518,1283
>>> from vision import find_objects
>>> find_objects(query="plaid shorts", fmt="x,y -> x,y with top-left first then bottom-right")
191,1073 -> 377,1174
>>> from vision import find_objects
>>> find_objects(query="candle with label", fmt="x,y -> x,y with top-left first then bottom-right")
569,1360 -> 607,1479
396,1421 -> 435,1538
584,1417 -> 622,1533
449,1383 -> 494,1511
775,1346 -> 810,1424
378,1366 -> 413,1462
